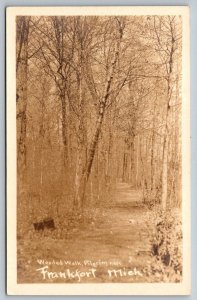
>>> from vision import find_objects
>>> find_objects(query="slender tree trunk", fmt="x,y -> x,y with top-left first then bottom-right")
135,135 -> 139,187
78,25 -> 124,209
161,133 -> 169,210
161,79 -> 173,210
73,35 -> 87,211
151,16 -> 177,211
105,130 -> 112,186
16,17 -> 30,187
122,151 -> 127,182
128,133 -> 135,185
74,72 -> 85,210
60,92 -> 69,165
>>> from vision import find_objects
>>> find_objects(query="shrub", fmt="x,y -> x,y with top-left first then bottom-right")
144,208 -> 182,282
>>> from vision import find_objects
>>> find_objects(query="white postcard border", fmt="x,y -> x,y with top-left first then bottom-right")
6,6 -> 190,295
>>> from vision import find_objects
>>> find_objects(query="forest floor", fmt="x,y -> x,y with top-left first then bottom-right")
17,182 -> 155,283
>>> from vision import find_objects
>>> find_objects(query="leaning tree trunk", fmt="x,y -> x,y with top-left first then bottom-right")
79,23 -> 124,210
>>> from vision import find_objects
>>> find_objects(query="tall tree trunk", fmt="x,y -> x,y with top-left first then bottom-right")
16,17 -> 30,185
105,130 -> 113,186
60,91 -> 69,165
161,84 -> 173,210
150,96 -> 156,191
128,132 -> 135,185
135,135 -> 140,187
73,61 -> 86,210
160,19 -> 175,211
79,22 -> 124,209
73,23 -> 88,211
122,151 -> 128,182
161,133 -> 169,210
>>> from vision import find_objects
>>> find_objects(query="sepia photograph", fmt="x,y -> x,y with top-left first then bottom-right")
6,6 -> 190,295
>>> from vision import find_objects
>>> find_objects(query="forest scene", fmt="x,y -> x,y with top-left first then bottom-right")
16,15 -> 183,283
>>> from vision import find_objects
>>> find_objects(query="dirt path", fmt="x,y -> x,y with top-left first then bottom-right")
18,182 -> 153,283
